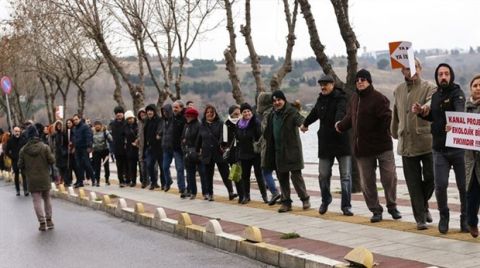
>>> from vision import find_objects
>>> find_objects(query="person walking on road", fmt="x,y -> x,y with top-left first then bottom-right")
301,74 -> 353,216
391,59 -> 435,230
6,126 -> 28,196
263,90 -> 310,213
336,69 -> 401,223
18,125 -> 55,231
412,63 -> 467,234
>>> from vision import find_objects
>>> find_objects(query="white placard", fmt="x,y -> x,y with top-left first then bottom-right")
445,111 -> 480,151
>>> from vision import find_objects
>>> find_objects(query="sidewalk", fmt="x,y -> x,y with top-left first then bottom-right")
77,161 -> 480,268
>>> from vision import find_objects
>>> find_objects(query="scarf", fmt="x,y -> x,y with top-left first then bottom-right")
237,118 -> 250,129
222,116 -> 240,142
470,97 -> 480,105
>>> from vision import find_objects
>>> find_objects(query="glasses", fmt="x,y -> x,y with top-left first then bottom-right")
356,78 -> 367,83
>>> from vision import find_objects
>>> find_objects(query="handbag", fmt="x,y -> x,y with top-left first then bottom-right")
222,138 -> 236,161
228,162 -> 242,182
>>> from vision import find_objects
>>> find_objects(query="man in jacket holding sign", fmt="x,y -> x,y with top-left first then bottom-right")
412,63 -> 467,234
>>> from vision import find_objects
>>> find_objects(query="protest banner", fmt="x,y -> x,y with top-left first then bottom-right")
445,111 -> 480,151
389,41 -> 416,77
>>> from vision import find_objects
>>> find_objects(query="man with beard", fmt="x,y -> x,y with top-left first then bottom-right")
6,126 -> 28,196
109,106 -> 127,187
412,63 -> 467,234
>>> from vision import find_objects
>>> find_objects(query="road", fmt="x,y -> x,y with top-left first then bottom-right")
0,181 -> 270,268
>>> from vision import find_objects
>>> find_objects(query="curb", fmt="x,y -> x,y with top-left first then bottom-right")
50,183 -> 348,268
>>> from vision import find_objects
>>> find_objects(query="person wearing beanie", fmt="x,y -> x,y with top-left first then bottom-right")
19,124 -> 55,231
124,110 -> 139,187
256,92 -> 281,206
222,104 -> 241,201
92,121 -> 112,186
236,103 -> 268,204
72,114 -> 94,188
161,100 -> 186,195
336,69 -> 401,223
109,106 -> 128,187
413,63 -> 467,234
301,73 -> 353,216
144,103 -> 165,190
391,58 -> 435,230
137,107 -> 148,188
182,107 -> 205,199
264,90 -> 311,213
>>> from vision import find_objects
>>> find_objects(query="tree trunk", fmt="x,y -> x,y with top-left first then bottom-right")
240,0 -> 266,94
39,76 -> 54,123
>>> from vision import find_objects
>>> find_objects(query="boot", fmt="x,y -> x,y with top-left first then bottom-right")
228,192 -> 238,201
460,214 -> 469,233
46,218 -> 54,230
39,221 -> 47,232
438,210 -> 449,234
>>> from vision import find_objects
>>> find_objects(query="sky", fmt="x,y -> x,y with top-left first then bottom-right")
1,0 -> 479,60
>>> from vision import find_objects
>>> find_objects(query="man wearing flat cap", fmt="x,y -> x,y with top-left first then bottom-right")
301,74 -> 353,216
336,69 -> 401,223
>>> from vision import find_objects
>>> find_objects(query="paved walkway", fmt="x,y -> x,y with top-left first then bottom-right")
74,161 -> 480,268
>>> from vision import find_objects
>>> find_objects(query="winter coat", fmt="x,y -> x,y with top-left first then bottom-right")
257,92 -> 273,168
303,88 -> 350,158
236,116 -> 261,160
72,121 -> 93,149
263,102 -> 305,173
53,131 -> 69,168
182,119 -> 201,149
92,129 -> 112,152
161,104 -> 185,151
18,138 -> 55,192
223,118 -> 239,164
337,85 -> 393,158
6,135 -> 22,162
109,119 -> 127,155
124,122 -> 139,159
391,78 -> 435,156
137,109 -> 146,160
196,117 -> 224,165
464,99 -> 480,191
144,114 -> 162,154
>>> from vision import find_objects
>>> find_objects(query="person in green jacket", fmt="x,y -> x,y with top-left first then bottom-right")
18,125 -> 55,231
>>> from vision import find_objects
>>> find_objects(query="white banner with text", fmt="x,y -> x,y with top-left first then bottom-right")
445,111 -> 480,151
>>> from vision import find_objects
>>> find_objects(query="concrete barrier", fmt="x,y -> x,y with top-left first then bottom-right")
204,220 -> 223,247
176,213 -> 193,237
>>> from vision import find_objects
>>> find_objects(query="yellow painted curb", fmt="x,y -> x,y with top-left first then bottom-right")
244,226 -> 263,243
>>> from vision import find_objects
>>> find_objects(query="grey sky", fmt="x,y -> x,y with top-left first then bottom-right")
2,0 -> 479,60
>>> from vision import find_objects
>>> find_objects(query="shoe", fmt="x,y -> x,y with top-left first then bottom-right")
119,183 -> 125,188
190,194 -> 196,200
24,192 -> 30,196
74,184 -> 84,188
96,183 -> 100,187
208,195 -> 214,202
470,225 -> 479,238
426,210 -> 433,223
16,192 -> 20,196
141,183 -> 147,189
370,213 -> 382,223
180,192 -> 187,199
342,207 -> 354,216
149,185 -> 155,190
388,208 -> 402,220
161,185 -> 165,190
416,222 -> 428,230
130,183 -> 136,187
106,181 -> 110,186
460,215 -> 469,233
46,219 -> 54,230
164,182 -> 172,192
238,197 -> 243,204
204,195 -> 209,200
302,199 -> 311,210
318,203 -> 329,215
262,195 -> 268,204
438,210 -> 449,234
228,192 -> 238,201
241,197 -> 250,204
39,222 -> 47,231
268,193 -> 281,206
278,204 -> 292,213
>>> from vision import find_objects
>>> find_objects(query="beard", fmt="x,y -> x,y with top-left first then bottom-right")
440,80 -> 449,89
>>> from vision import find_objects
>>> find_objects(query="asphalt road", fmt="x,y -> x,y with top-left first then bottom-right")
0,180 -> 270,268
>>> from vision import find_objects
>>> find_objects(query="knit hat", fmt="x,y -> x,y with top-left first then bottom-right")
318,74 -> 334,84
184,107 -> 199,118
356,69 -> 372,84
240,103 -> 252,113
125,110 -> 135,120
25,125 -> 39,140
145,104 -> 157,112
271,90 -> 287,102
114,106 -> 124,114
228,104 -> 240,115
93,120 -> 102,126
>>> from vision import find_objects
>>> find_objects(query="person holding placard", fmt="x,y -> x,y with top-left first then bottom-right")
391,59 -> 436,230
412,63 -> 467,234
464,74 -> 480,238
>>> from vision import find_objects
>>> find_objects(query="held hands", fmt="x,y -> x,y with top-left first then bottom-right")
411,103 -> 430,117
300,124 -> 308,133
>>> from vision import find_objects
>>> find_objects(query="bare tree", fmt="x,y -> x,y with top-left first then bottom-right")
222,0 -> 244,104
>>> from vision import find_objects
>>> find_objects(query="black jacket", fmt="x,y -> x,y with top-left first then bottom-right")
109,119 -> 127,155
72,121 -> 93,149
182,119 -> 200,149
196,117 -> 224,164
421,63 -> 465,151
303,88 -> 350,158
223,118 -> 239,164
161,104 -> 185,151
124,122 -> 139,158
144,114 -> 162,153
235,116 -> 261,160
6,135 -> 22,162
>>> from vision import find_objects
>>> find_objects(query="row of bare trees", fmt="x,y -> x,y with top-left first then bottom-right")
1,0 -> 359,123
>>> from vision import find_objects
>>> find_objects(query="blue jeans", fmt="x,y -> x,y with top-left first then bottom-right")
185,160 -> 206,195
163,149 -> 185,191
75,148 -> 94,184
262,169 -> 278,195
318,155 -> 352,209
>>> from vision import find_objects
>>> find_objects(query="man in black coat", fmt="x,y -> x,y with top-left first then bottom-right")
301,74 -> 353,216
109,106 -> 128,187
6,126 -> 27,196
72,114 -> 94,188
144,104 -> 164,190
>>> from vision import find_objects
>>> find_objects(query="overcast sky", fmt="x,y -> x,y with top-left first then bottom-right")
2,0 -> 479,60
